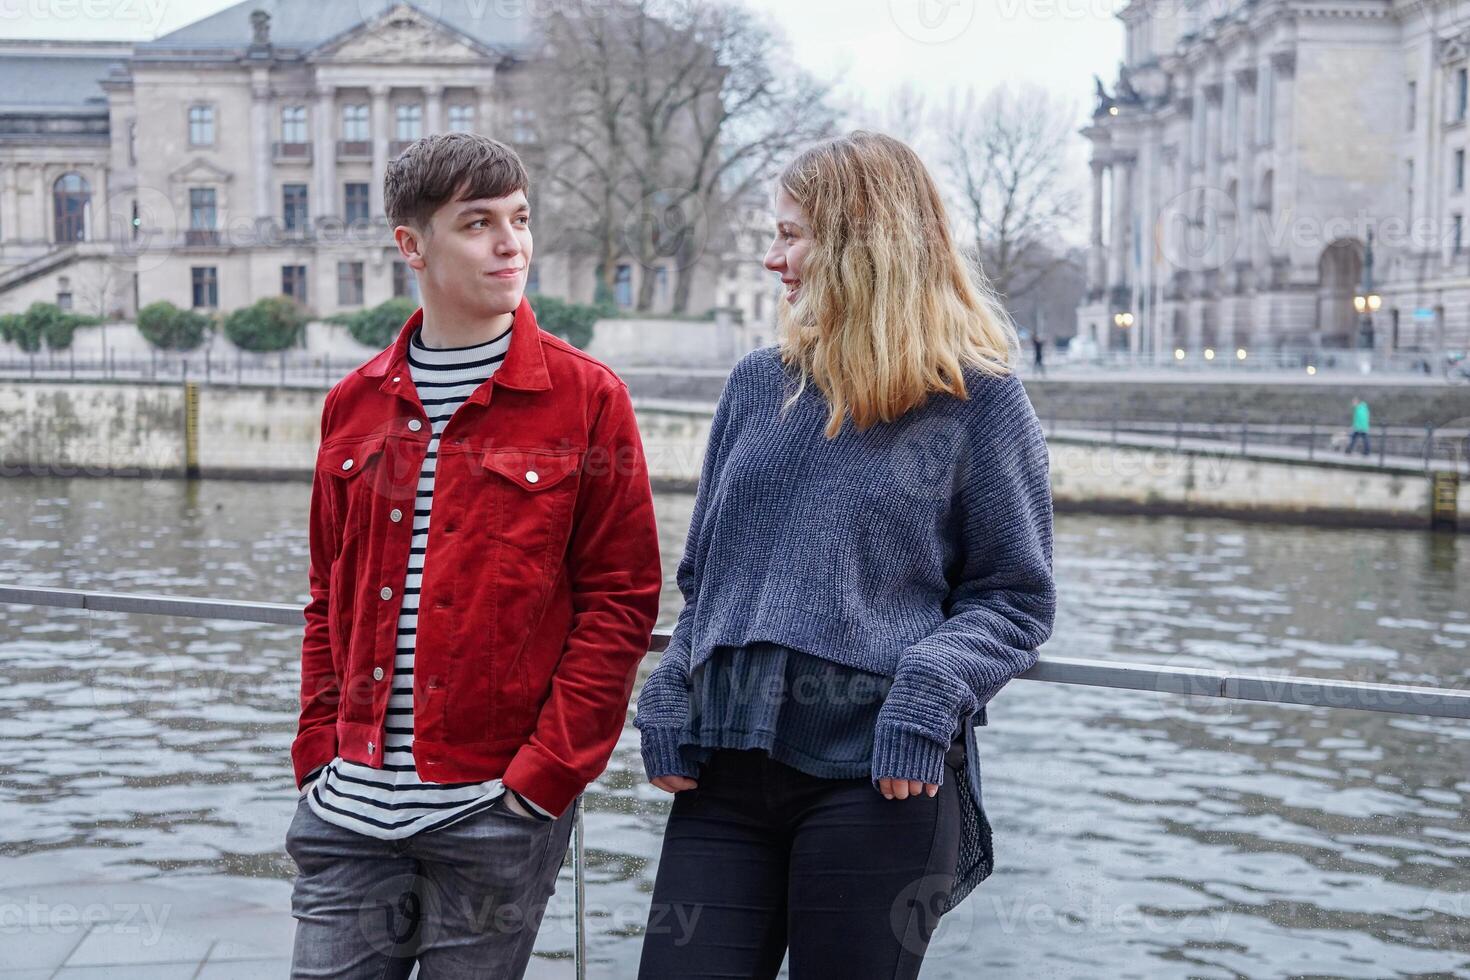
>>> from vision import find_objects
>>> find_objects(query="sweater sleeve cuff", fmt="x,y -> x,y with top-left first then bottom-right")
640,727 -> 699,780
871,724 -> 949,788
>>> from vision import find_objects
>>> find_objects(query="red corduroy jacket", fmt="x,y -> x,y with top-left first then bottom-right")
290,296 -> 662,817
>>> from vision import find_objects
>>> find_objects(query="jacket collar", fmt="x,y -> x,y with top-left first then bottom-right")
358,295 -> 552,399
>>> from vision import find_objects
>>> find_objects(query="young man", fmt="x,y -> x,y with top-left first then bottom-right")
285,132 -> 662,978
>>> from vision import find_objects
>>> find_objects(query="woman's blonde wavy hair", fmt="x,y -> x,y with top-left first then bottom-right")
774,130 -> 1019,438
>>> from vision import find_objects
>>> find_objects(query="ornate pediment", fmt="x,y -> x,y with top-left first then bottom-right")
168,157 -> 233,184
1439,29 -> 1470,66
311,2 -> 495,65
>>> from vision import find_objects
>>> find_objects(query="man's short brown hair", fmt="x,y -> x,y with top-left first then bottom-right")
383,132 -> 529,234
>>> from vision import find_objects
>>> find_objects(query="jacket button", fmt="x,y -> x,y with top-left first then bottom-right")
380,586 -> 392,600
526,470 -> 539,483
408,418 -> 422,432
390,508 -> 403,522
342,458 -> 354,470
392,376 -> 400,382
372,666 -> 384,680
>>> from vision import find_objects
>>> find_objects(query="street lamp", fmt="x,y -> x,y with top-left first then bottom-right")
1113,311 -> 1134,328
1353,229 -> 1380,352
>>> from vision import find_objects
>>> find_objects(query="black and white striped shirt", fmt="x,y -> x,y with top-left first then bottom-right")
305,320 -> 554,838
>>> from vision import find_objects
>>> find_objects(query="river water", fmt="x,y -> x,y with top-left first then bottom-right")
0,476 -> 1466,978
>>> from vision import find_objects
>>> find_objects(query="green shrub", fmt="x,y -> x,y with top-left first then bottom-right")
527,294 -> 604,349
222,296 -> 309,352
341,297 -> 419,349
23,302 -> 98,351
0,312 -> 33,351
137,301 -> 210,351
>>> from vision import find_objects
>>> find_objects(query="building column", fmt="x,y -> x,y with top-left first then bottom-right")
2,163 -> 18,243
251,70 -> 272,237
92,164 -> 109,243
1089,160 -> 1105,291
314,84 -> 337,220
370,83 -> 390,217
425,84 -> 444,135
477,86 -> 495,136
34,164 -> 48,243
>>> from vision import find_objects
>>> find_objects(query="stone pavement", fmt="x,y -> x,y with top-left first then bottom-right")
0,850 -> 576,978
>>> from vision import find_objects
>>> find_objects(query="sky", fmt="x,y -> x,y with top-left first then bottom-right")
0,0 -> 1126,244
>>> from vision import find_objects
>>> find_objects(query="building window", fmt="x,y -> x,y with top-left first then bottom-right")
1457,149 -> 1465,192
395,103 -> 422,141
283,264 -> 308,304
189,104 -> 215,146
342,104 -> 369,141
283,184 -> 310,232
393,260 -> 421,301
1458,68 -> 1468,122
344,182 -> 370,225
1454,213 -> 1464,255
57,275 -> 72,311
52,172 -> 89,243
192,266 -> 219,308
1408,80 -> 1417,131
448,104 -> 474,132
338,261 -> 365,306
511,107 -> 537,143
190,188 -> 217,230
613,264 -> 632,308
281,105 -> 307,143
655,266 -> 669,307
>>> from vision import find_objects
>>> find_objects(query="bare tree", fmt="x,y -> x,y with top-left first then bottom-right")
73,262 -> 125,319
939,83 -> 1083,310
527,0 -> 835,314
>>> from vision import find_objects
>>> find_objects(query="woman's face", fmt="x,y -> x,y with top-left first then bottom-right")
763,185 -> 811,305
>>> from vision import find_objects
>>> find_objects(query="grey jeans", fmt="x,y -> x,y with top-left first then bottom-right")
285,792 -> 577,979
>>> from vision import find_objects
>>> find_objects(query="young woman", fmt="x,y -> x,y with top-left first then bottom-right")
632,131 -> 1057,979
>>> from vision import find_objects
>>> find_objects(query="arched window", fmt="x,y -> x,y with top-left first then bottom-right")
53,172 -> 90,243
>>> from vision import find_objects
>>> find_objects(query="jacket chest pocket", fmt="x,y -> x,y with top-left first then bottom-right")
320,432 -> 394,550
477,448 -> 584,569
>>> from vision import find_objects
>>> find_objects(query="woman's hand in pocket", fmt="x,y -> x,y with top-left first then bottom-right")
877,777 -> 939,800
650,775 -> 698,794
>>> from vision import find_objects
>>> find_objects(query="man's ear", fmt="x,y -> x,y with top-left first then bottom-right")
395,224 -> 427,269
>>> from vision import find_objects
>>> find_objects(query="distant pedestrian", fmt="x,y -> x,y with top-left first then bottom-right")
1033,332 -> 1046,376
1346,396 -> 1371,456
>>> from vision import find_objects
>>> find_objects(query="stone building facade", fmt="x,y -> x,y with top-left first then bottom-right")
0,0 -> 715,322
1080,0 -> 1470,362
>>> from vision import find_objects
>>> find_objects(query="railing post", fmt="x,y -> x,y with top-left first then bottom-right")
1378,424 -> 1387,467
1241,420 -> 1249,454
280,350 -> 286,386
1425,424 -> 1434,473
1175,418 -> 1182,450
236,354 -> 243,386
69,347 -> 75,380
205,352 -> 212,384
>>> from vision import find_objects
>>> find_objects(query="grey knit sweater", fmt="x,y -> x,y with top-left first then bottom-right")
635,345 -> 1055,792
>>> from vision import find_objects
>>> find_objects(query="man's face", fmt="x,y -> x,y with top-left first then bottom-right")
401,188 -> 533,315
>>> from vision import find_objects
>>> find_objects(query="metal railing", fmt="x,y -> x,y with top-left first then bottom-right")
1045,418 -> 1470,472
1032,346 -> 1470,379
3,583 -> 1469,977
5,349 -> 1470,386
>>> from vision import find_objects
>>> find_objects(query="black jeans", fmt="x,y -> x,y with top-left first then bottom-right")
637,738 -> 964,979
